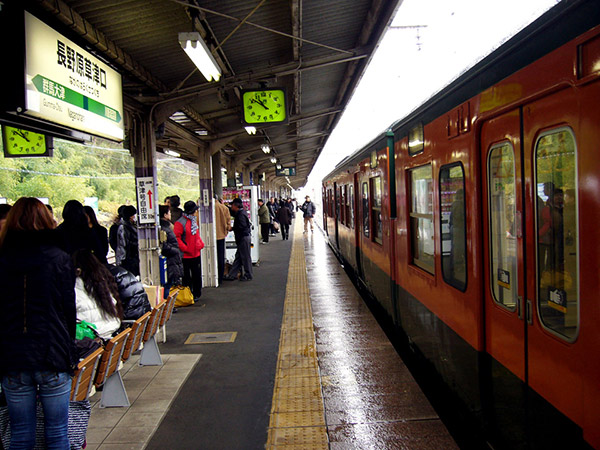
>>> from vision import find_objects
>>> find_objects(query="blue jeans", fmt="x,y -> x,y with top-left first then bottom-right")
2,371 -> 71,450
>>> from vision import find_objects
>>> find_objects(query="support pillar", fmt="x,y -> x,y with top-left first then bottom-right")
130,112 -> 160,286
242,166 -> 250,188
225,158 -> 236,187
211,151 -> 223,197
197,148 -> 218,288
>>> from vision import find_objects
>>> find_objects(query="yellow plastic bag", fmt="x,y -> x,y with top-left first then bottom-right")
173,285 -> 194,307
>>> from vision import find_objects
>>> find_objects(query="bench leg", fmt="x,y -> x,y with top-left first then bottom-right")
139,335 -> 163,366
99,371 -> 130,408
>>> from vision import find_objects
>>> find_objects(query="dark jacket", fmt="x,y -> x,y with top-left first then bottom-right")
169,206 -> 183,225
0,229 -> 77,375
108,264 -> 151,320
116,220 -> 140,276
301,201 -> 316,218
276,205 -> 292,225
57,221 -> 104,261
232,208 -> 251,243
160,218 -> 183,285
91,224 -> 109,264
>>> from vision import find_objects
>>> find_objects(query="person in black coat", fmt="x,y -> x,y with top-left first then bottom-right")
115,205 -> 140,277
57,199 -> 104,259
223,198 -> 253,281
84,205 -> 109,264
0,197 -> 76,449
107,265 -> 151,320
276,201 -> 292,240
159,205 -> 184,298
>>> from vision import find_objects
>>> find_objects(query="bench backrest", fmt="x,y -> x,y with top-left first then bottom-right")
159,293 -> 178,328
70,347 -> 104,401
121,311 -> 152,362
143,300 -> 166,342
94,328 -> 131,387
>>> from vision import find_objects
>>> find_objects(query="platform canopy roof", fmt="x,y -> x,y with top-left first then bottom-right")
30,0 -> 400,189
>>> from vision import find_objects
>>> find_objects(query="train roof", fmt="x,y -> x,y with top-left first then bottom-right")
323,0 -> 600,182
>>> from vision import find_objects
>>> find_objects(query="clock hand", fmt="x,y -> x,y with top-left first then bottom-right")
251,98 -> 269,110
17,131 -> 30,142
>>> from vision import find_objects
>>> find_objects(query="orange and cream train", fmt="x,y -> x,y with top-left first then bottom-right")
322,1 -> 600,448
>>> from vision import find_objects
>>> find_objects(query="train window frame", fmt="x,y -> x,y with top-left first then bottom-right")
361,181 -> 370,237
439,162 -> 467,292
340,184 -> 346,225
349,184 -> 355,229
533,126 -> 579,343
345,184 -> 351,228
370,176 -> 383,245
408,123 -> 424,156
409,164 -> 435,274
487,141 -> 518,312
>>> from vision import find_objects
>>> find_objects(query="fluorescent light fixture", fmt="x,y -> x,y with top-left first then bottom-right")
261,143 -> 271,154
270,157 -> 277,164
245,126 -> 257,135
178,32 -> 221,82
221,167 -> 227,172
164,149 -> 180,158
276,163 -> 282,170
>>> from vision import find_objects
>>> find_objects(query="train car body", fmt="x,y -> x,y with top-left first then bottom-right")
322,1 -> 600,448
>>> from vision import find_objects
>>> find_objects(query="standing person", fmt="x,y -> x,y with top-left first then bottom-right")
276,200 -> 292,240
267,197 -> 279,236
109,205 -> 126,252
164,196 -> 171,207
301,195 -> 317,233
223,198 -> 252,281
0,197 -> 76,450
115,205 -> 140,277
84,205 -> 109,264
214,196 -> 231,284
285,198 -> 295,219
57,199 -> 103,258
174,201 -> 204,301
73,249 -> 123,340
159,205 -> 183,298
258,199 -> 271,244
169,195 -> 183,224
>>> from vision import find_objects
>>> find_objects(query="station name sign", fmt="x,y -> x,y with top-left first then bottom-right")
276,167 -> 296,177
23,12 -> 124,141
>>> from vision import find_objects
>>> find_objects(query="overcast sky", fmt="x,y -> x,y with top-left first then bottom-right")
302,0 -> 559,198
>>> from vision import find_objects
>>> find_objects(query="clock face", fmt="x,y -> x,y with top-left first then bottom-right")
2,125 -> 52,158
242,89 -> 287,125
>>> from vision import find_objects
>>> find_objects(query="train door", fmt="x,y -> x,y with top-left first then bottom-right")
482,90 -> 584,441
481,110 -> 527,381
353,173 -> 362,276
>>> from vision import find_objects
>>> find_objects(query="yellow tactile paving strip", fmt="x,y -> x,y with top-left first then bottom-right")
266,220 -> 329,449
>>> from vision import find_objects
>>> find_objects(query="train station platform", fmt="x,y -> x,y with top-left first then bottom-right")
84,219 -> 457,450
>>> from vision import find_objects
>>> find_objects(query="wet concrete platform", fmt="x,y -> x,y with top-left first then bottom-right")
304,229 -> 458,449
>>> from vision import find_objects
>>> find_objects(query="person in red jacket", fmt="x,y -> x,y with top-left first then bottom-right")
174,201 -> 205,301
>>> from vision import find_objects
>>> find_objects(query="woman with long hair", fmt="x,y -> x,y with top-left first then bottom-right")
83,205 -> 108,264
57,200 -> 102,260
0,197 -> 76,449
72,249 -> 123,339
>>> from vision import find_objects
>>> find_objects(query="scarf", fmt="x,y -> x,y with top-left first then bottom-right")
183,213 -> 198,235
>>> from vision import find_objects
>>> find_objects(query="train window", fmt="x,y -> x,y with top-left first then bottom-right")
371,176 -> 383,244
362,182 -> 370,237
408,124 -> 424,156
336,186 -> 341,222
440,163 -> 467,291
342,185 -> 347,225
349,184 -> 354,229
488,143 -> 518,311
535,128 -> 579,341
345,184 -> 351,228
409,165 -> 435,274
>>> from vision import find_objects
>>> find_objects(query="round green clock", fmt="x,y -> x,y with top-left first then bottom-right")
241,88 -> 287,125
2,125 -> 52,158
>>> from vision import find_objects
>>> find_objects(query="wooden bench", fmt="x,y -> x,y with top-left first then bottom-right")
121,310 -> 152,363
94,328 -> 131,408
138,299 -> 167,366
157,291 -> 178,343
70,347 -> 104,402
